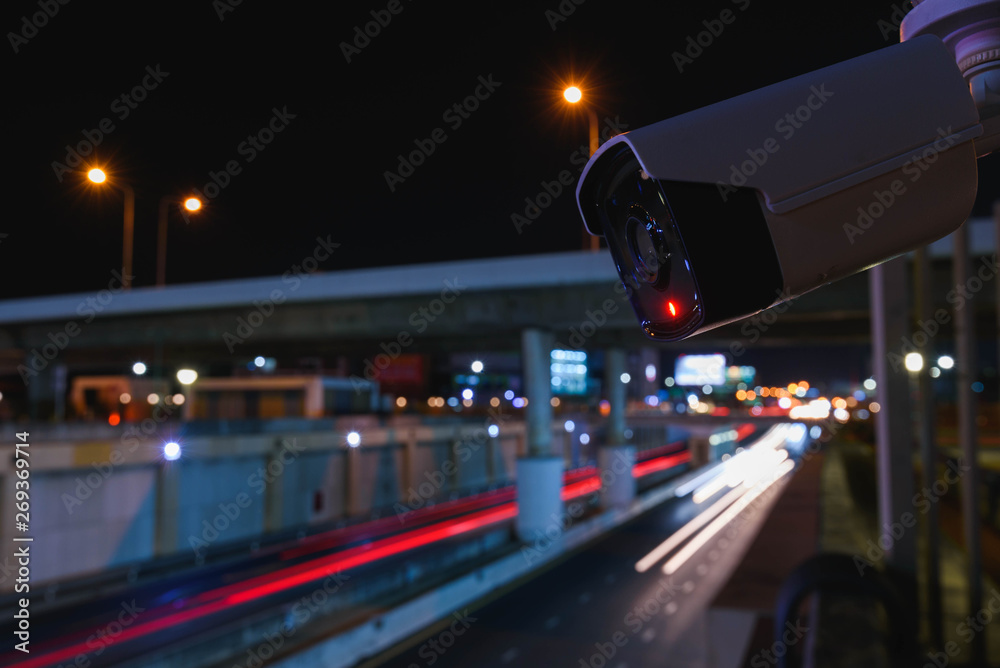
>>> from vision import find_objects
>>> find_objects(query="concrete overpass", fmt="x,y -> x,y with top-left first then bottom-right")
0,220 -> 996,415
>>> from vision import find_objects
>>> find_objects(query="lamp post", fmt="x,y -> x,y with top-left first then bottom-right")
157,196 -> 202,287
88,168 -> 135,290
563,86 -> 600,250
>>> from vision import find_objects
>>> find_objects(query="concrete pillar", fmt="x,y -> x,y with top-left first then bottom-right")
517,328 -> 562,542
522,329 -> 554,456
515,457 -> 563,541
605,348 -> 627,446
599,445 -> 636,509
263,440 -> 286,532
154,461 -> 180,556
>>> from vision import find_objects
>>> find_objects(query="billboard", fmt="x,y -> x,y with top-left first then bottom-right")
674,354 -> 727,386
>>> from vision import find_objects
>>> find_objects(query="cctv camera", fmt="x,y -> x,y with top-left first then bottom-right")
576,34 -> 986,342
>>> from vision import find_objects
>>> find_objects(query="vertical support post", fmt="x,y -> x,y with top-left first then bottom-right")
605,348 -> 627,447
263,440 -> 286,532
869,258 -> 917,572
402,429 -> 418,496
516,328 -> 562,542
954,221 -> 984,663
344,445 -> 361,517
154,461 -> 179,557
522,329 -> 554,457
600,348 -> 635,508
914,247 -> 943,648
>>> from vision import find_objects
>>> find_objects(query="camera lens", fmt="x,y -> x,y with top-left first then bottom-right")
626,215 -> 669,285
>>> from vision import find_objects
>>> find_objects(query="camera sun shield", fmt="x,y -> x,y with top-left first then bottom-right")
584,143 -> 784,341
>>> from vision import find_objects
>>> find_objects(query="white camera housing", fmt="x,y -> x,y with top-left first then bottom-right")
576,34 -> 983,341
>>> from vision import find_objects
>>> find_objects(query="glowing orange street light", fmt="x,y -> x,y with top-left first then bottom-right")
563,84 -> 600,250
87,167 -> 135,289
158,195 -> 203,287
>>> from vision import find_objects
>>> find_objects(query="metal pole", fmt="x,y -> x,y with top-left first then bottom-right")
587,109 -> 600,251
914,246 -> 943,648
869,258 -> 917,572
157,197 -> 170,287
121,184 -> 135,290
953,220 -> 984,663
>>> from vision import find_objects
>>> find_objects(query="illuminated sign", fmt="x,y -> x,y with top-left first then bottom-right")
551,349 -> 587,395
674,354 -> 726,386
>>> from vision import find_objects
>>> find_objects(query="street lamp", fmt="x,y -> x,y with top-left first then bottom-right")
88,167 -> 135,290
563,85 -> 599,157
563,85 -> 600,250
157,195 -> 203,287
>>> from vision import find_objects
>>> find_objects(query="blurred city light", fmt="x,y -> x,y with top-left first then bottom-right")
163,442 -> 181,461
176,369 -> 198,385
132,362 -> 147,375
564,86 -> 582,103
938,355 -> 955,370
904,352 -> 924,372
346,431 -> 361,447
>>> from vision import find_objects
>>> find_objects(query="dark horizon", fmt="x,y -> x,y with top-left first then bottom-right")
6,0 -> 998,298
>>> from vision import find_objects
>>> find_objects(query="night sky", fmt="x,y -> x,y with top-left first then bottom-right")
5,0 -> 998,298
